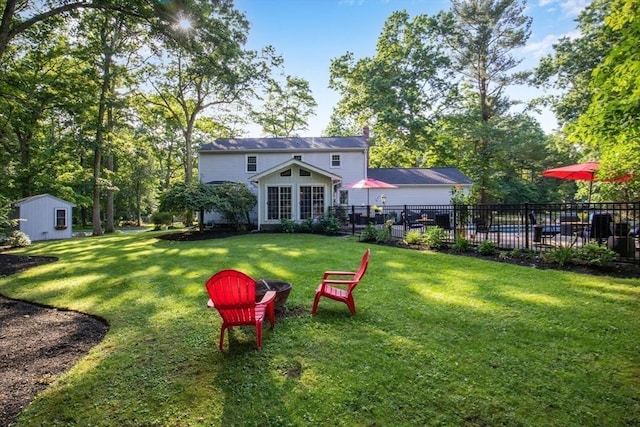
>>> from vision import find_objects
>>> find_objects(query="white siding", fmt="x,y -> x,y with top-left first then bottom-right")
198,150 -> 367,188
17,195 -> 74,241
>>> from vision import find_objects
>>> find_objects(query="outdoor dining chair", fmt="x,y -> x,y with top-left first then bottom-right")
311,248 -> 370,316
205,269 -> 276,350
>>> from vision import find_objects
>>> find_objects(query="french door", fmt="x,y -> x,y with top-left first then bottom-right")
267,186 -> 292,220
299,186 -> 325,220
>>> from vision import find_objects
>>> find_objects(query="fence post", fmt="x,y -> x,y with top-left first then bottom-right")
524,202 -> 530,249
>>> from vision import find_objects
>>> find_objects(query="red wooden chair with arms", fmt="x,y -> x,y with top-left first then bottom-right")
205,269 -> 276,350
311,249 -> 370,315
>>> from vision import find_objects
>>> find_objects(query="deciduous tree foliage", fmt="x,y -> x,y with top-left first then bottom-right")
252,74 -> 317,137
570,0 -> 639,193
329,10 -> 452,167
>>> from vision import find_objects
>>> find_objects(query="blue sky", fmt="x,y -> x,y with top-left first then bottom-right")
233,0 -> 592,137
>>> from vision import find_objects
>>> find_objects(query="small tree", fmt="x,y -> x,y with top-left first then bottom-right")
211,182 -> 257,230
159,183 -> 216,229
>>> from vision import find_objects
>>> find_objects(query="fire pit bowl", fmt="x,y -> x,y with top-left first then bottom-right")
255,279 -> 292,309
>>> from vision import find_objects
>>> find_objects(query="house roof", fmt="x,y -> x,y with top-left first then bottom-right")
367,168 -> 472,186
250,158 -> 342,183
199,136 -> 368,152
13,194 -> 75,207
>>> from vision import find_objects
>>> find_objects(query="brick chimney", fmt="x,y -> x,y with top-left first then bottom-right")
363,126 -> 370,142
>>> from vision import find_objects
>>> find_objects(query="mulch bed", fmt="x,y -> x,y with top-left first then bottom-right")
0,254 -> 109,427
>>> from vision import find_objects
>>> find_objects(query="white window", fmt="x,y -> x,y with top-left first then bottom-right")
299,186 -> 325,220
330,154 -> 341,168
55,208 -> 67,229
267,186 -> 292,220
246,155 -> 257,173
339,190 -> 349,205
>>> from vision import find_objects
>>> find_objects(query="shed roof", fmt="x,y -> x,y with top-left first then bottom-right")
367,168 -> 472,186
199,136 -> 368,152
13,194 -> 75,207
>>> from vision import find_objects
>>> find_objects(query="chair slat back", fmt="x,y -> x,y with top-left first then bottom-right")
206,269 -> 257,323
349,249 -> 370,292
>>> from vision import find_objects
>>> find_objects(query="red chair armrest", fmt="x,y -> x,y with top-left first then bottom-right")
322,271 -> 356,280
257,290 -> 276,305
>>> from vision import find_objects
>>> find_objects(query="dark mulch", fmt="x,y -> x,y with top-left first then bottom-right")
0,255 -> 108,427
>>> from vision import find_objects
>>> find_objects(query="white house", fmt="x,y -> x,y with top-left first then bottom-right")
198,135 -> 472,229
11,194 -> 75,241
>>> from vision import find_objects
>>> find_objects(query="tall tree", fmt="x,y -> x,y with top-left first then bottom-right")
252,74 -> 317,137
328,10 -> 452,167
436,0 -> 532,203
570,0 -> 639,196
0,0 -> 197,64
143,2 -> 278,184
534,0 -> 616,127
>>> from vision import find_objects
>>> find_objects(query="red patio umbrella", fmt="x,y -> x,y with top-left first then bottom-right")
542,161 -> 631,204
344,178 -> 397,206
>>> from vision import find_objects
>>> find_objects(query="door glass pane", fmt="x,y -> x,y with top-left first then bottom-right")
300,187 -> 311,220
280,187 -> 292,219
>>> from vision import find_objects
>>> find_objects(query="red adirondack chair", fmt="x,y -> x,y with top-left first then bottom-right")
311,249 -> 370,315
205,269 -> 276,350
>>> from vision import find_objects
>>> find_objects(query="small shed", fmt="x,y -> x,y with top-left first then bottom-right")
12,194 -> 75,241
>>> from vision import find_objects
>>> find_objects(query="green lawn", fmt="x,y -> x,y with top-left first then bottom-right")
1,231 -> 639,426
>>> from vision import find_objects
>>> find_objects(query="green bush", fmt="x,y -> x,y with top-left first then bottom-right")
2,230 -> 31,248
375,227 -> 392,244
279,219 -> 297,233
575,243 -> 618,265
403,229 -> 422,245
359,224 -> 378,242
477,240 -> 498,256
452,237 -> 471,253
543,246 -> 575,267
421,226 -> 449,249
150,212 -> 173,230
319,217 -> 341,235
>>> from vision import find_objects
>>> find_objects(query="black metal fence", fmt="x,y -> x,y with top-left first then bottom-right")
329,202 -> 640,264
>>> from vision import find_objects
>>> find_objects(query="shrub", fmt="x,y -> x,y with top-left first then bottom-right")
319,217 -> 341,235
404,229 -> 422,245
279,219 -> 296,233
2,231 -> 31,248
375,227 -> 392,244
543,247 -> 575,267
575,243 -> 618,265
452,237 -> 471,253
421,226 -> 449,249
477,240 -> 498,256
359,224 -> 378,242
151,212 -> 173,230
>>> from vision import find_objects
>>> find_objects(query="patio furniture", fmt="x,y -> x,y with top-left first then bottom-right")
311,248 -> 370,316
529,212 -> 560,243
579,213 -> 613,244
435,213 -> 452,230
205,269 -> 276,350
